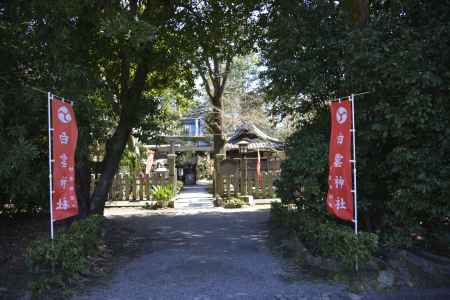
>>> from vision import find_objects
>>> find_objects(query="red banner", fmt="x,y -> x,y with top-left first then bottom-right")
51,97 -> 79,221
326,99 -> 354,221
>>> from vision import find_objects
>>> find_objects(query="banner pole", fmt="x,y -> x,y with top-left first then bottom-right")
48,92 -> 54,240
350,94 -> 358,235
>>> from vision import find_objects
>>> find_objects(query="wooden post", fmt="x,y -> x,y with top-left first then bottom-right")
240,156 -> 248,195
135,176 -> 139,201
119,173 -> 125,200
131,176 -> 137,201
251,177 -> 256,196
263,172 -> 268,196
234,173 -> 239,197
144,177 -> 149,200
268,158 -> 273,196
255,175 -> 261,197
90,174 -> 96,197
215,154 -> 225,197
139,177 -> 144,201
223,176 -> 227,197
110,175 -> 117,201
227,175 -> 232,197
125,174 -> 131,200
167,153 -> 177,198
149,176 -> 154,199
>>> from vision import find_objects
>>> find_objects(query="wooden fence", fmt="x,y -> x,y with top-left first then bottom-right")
218,170 -> 281,199
90,173 -> 169,202
91,158 -> 282,201
216,157 -> 281,198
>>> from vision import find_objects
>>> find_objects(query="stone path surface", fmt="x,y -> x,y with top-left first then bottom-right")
73,185 -> 450,300
174,184 -> 214,209
73,185 -> 350,300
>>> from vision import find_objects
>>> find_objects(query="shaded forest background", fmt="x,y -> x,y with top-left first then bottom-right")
0,0 -> 449,251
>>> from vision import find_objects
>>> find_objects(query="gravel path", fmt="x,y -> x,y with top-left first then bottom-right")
73,207 -> 350,300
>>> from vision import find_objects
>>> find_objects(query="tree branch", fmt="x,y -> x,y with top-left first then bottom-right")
196,62 -> 213,99
213,55 -> 220,82
119,49 -> 130,99
217,58 -> 232,99
206,56 -> 219,92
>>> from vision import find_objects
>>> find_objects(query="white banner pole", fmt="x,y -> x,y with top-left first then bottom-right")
48,92 -> 54,240
350,94 -> 358,235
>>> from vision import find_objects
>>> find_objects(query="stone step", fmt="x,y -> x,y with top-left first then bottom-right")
174,183 -> 215,210
174,202 -> 214,208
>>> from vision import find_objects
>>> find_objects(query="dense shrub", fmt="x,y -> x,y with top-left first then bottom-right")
275,114 -> 329,215
176,180 -> 184,193
27,215 -> 104,295
145,183 -> 181,209
224,197 -> 245,209
0,89 -> 49,214
271,202 -> 378,268
262,0 -> 450,251
151,185 -> 174,207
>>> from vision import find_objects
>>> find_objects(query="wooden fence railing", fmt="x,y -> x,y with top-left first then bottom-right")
219,170 -> 280,198
90,173 -> 169,202
92,168 -> 280,201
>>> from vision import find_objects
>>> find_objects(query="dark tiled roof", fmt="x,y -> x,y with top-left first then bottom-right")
226,122 -> 284,151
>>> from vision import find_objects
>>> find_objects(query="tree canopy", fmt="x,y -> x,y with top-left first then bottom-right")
0,0 -> 194,215
176,0 -> 263,156
261,0 -> 450,248
1,0 -> 449,253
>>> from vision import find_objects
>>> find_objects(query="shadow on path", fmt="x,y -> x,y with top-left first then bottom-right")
73,207 -> 450,300
73,208 -> 349,300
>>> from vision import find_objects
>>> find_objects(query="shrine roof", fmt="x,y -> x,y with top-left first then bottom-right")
226,122 -> 284,151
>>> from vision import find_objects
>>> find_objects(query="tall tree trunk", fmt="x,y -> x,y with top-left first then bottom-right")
346,0 -> 369,25
211,95 -> 225,157
357,0 -> 369,25
88,61 -> 148,215
75,155 -> 91,218
89,116 -> 132,214
207,58 -> 231,158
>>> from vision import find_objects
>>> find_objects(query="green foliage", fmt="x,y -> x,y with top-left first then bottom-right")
27,215 -> 104,296
176,180 -> 184,193
196,158 -> 211,180
0,1 -> 196,215
271,203 -> 378,268
178,1 -> 261,68
176,1 -> 264,155
0,1 -> 87,213
148,184 -> 179,209
143,202 -> 161,210
0,97 -> 48,213
151,185 -> 174,207
221,54 -> 287,137
262,1 -> 450,249
224,197 -> 245,209
275,112 -> 329,217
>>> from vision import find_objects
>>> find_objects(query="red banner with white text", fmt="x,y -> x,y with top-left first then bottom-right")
326,99 -> 354,221
51,97 -> 79,221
